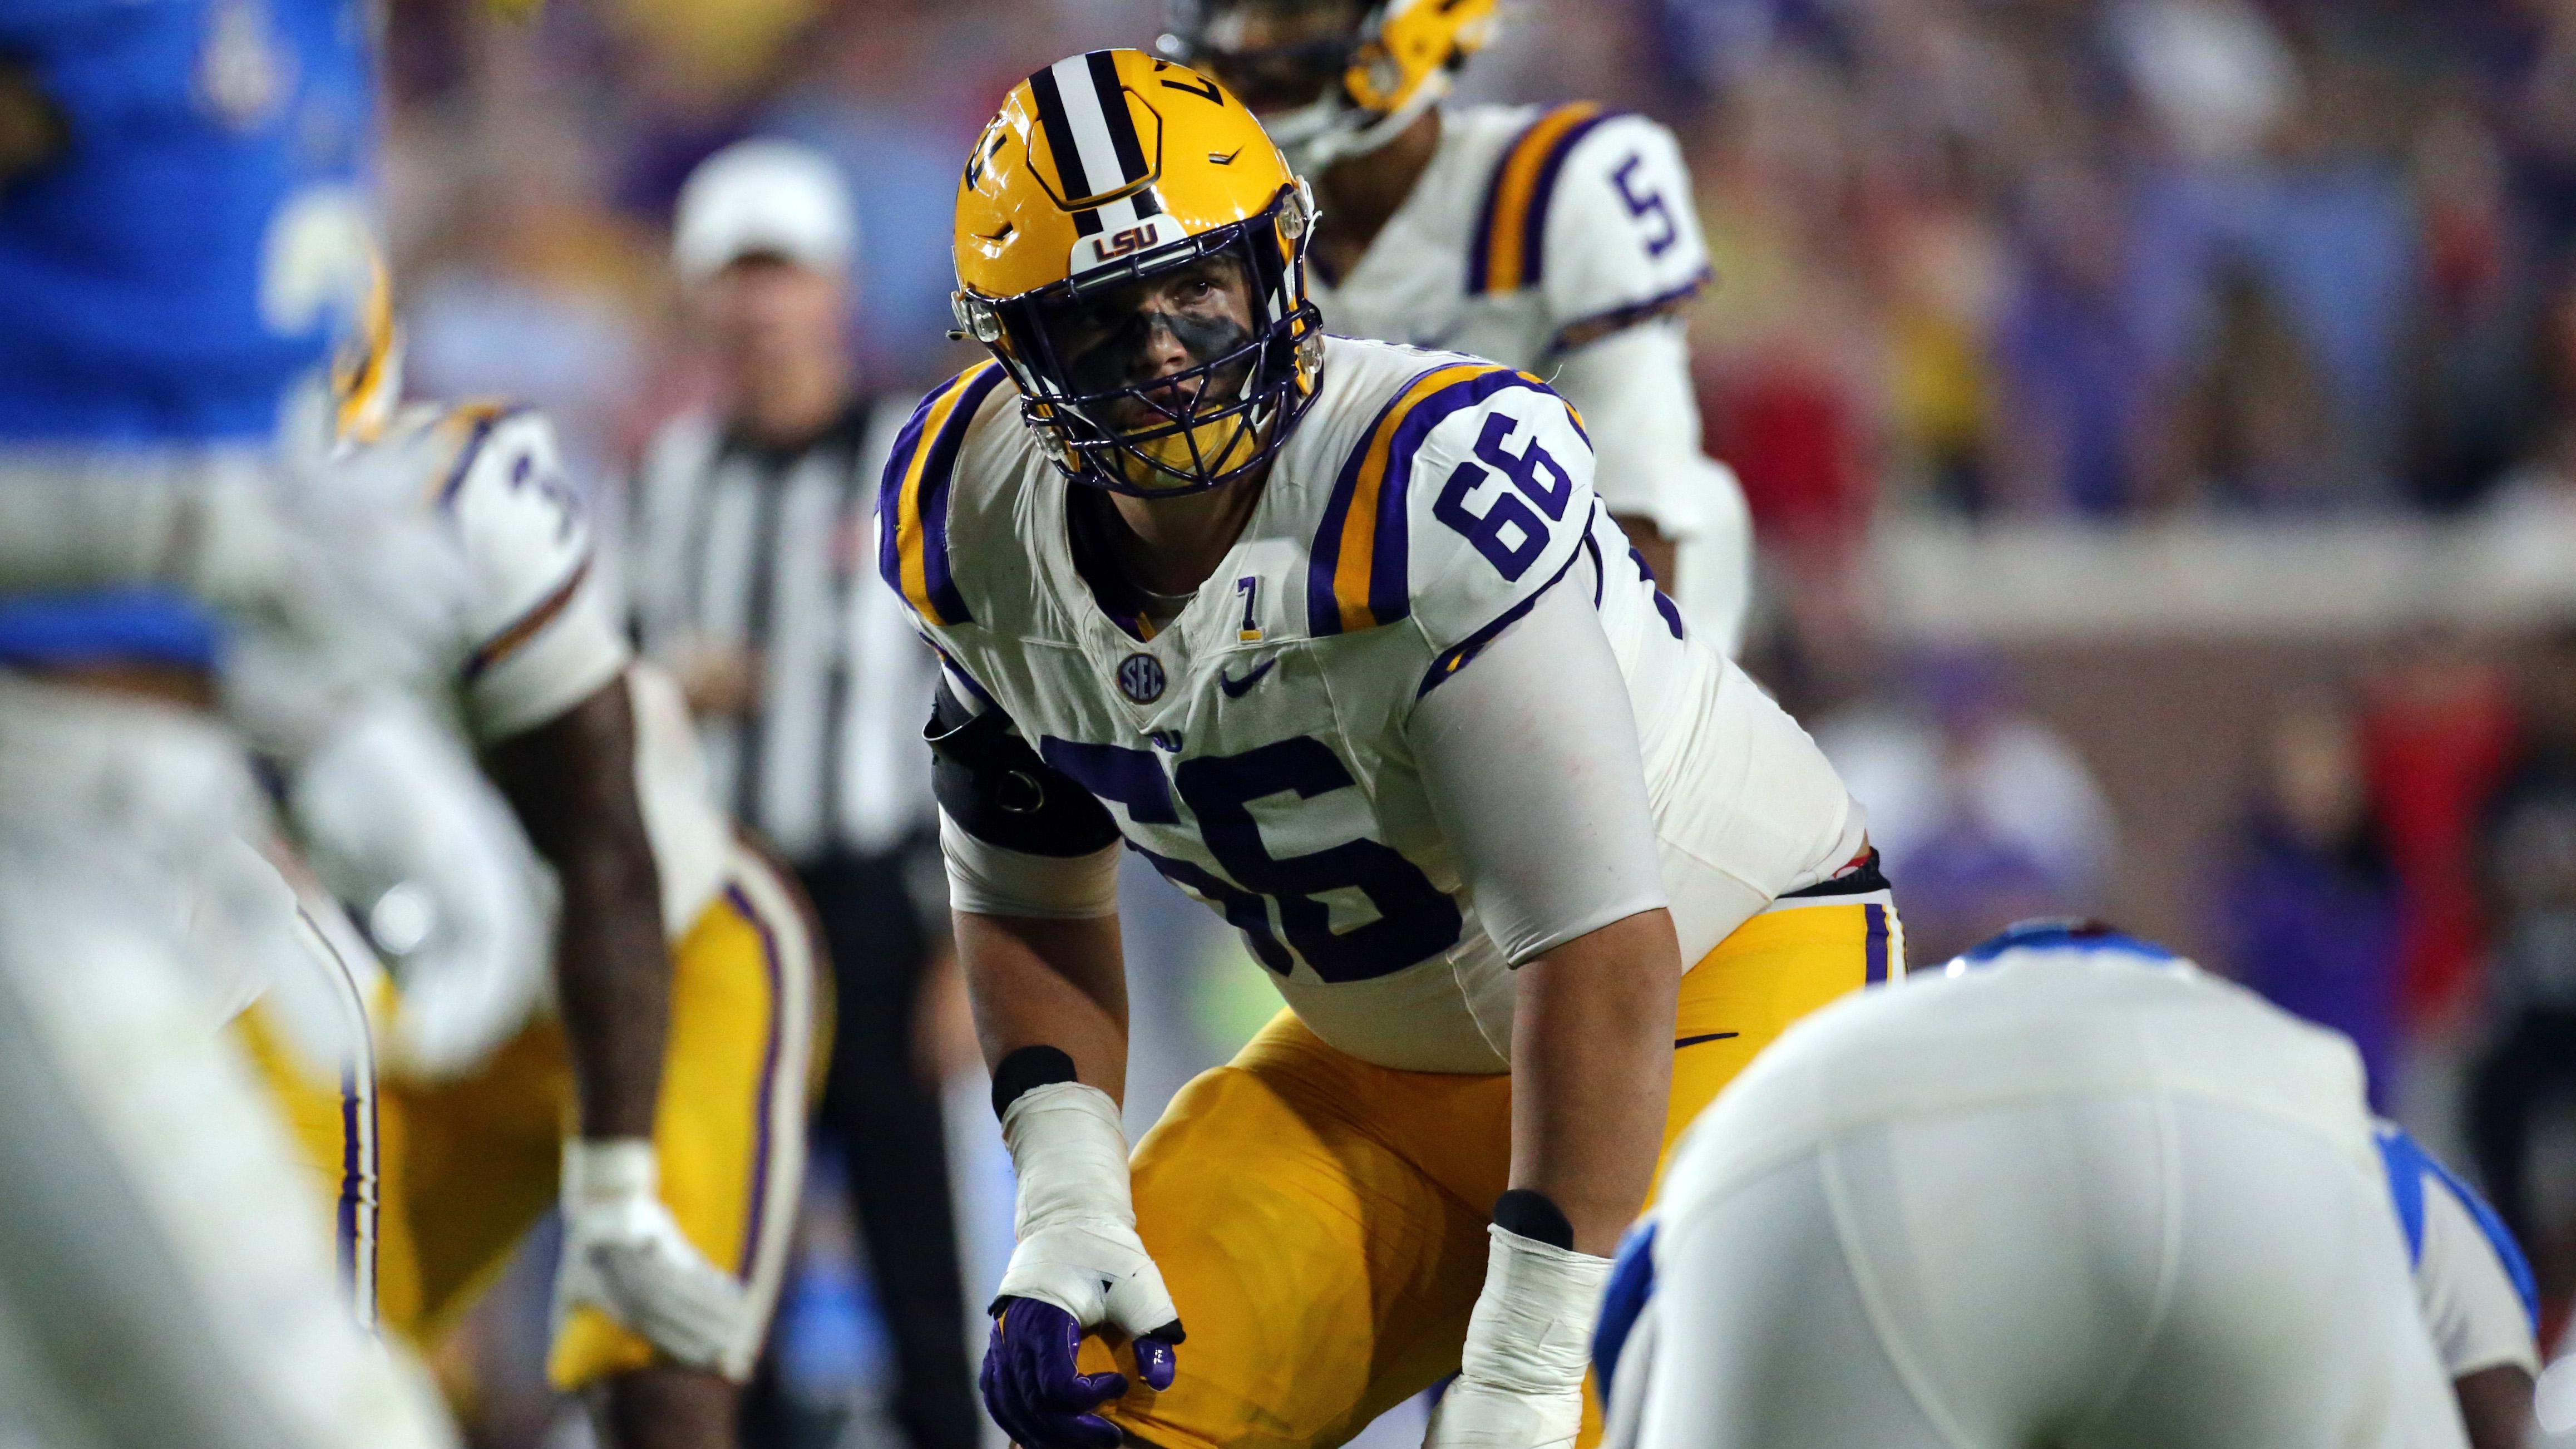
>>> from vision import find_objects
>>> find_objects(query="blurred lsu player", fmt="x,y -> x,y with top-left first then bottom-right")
1158,0 -> 1753,650
279,328 -> 823,1449
897,52 -> 1887,1449
0,0 -> 525,1444
1598,921 -> 2491,1449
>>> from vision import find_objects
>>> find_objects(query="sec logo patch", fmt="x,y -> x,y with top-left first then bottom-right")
1117,652 -> 1166,704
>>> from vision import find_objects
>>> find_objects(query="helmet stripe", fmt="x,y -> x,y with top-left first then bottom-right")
1026,64 -> 1094,203
1085,50 -> 1152,183
1039,52 -> 1153,211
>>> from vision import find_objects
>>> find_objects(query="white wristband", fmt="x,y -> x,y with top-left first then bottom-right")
1461,1224 -> 1615,1396
1000,1081 -> 1135,1236
562,1137 -> 657,1205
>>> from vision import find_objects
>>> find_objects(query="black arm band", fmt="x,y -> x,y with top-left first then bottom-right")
991,1044 -> 1080,1120
926,679 -> 1120,857
1491,1188 -> 1577,1251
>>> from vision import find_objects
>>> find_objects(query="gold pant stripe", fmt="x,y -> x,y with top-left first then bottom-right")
549,845 -> 820,1386
1089,899 -> 1901,1449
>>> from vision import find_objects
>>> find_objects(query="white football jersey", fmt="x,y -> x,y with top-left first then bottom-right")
1310,102 -> 1750,649
1310,103 -> 1711,369
374,402 -> 732,937
2376,1121 -> 2542,1378
886,336 -> 1855,1073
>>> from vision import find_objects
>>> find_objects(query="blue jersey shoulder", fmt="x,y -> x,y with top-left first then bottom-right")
2376,1122 -> 2540,1333
0,0 -> 375,443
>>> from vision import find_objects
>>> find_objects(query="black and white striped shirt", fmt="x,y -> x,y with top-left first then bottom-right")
629,398 -> 938,864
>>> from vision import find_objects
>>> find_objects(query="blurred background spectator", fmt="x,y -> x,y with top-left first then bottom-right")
373,0 -> 2576,1436
2209,686 -> 2401,1108
1813,648 -> 2118,964
2470,628 -> 2576,1323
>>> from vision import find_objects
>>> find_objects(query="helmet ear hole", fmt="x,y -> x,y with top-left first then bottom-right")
1277,179 -> 1314,240
951,290 -> 1005,345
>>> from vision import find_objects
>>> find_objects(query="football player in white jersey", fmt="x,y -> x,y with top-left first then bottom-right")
1600,921 -> 2489,1449
897,52 -> 1887,1449
1156,0 -> 1754,650
239,329 -> 822,1449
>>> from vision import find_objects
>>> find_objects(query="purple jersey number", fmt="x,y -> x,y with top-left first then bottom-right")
1435,413 -> 1575,581
1038,734 -> 1463,983
1611,152 -> 1679,258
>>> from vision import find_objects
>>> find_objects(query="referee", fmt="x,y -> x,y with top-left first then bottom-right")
629,139 -> 970,1449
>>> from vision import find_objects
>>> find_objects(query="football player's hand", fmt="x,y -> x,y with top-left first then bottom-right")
554,1138 -> 751,1374
981,1077 -> 1185,1448
981,1297 -> 1178,1449
285,695 -> 552,1078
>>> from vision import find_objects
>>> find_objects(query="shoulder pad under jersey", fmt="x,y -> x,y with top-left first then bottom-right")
878,361 -> 1015,633
430,404 -> 591,671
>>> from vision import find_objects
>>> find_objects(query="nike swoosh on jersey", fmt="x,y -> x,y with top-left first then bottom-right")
1674,1032 -> 1739,1049
1219,658 -> 1277,697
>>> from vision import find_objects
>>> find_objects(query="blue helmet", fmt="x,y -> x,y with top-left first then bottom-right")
1946,918 -> 2186,974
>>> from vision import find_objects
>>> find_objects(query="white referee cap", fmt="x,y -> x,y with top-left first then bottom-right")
673,139 -> 857,284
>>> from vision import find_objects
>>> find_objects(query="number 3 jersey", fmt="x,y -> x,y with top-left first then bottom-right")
888,336 -> 1861,1074
366,401 -> 734,940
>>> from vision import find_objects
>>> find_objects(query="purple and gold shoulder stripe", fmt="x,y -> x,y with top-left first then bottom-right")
1306,362 -> 1558,637
879,361 -> 1008,628
1465,103 -> 1619,297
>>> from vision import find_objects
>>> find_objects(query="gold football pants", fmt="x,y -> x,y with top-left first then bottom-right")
1084,891 -> 1902,1449
248,843 -> 821,1389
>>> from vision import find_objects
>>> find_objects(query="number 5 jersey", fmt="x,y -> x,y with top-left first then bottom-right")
1307,102 -> 1754,652
886,334 -> 1864,1074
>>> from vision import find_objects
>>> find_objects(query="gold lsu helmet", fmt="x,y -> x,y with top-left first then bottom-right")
952,49 -> 1323,497
1158,0 -> 1499,173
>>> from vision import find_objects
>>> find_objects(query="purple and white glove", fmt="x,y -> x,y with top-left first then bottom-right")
982,1299 -> 1179,1449
981,1078 -> 1184,1449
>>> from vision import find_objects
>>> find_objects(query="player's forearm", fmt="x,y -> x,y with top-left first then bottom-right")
1509,907 -> 1682,1256
485,682 -> 670,1140
955,910 -> 1131,1106
550,840 -> 673,1139
2455,1367 -> 2533,1449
